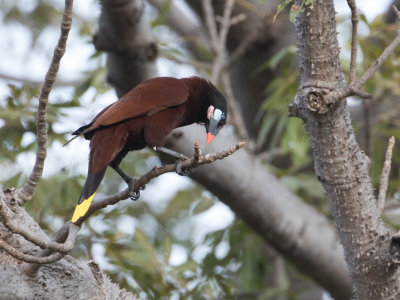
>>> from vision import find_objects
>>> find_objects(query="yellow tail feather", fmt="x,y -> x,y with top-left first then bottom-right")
71,193 -> 96,223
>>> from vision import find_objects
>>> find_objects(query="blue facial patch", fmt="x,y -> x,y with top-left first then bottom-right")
213,109 -> 223,121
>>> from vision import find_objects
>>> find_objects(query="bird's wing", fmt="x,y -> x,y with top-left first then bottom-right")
90,77 -> 189,130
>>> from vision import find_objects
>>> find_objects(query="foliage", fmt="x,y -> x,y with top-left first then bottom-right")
273,0 -> 314,23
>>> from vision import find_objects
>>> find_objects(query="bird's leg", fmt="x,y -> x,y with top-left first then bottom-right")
112,166 -> 145,201
154,146 -> 189,160
153,146 -> 192,176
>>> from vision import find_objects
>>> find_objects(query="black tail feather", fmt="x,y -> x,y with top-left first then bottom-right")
78,168 -> 107,204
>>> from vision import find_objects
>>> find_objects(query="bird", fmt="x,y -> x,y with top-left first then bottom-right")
69,76 -> 227,223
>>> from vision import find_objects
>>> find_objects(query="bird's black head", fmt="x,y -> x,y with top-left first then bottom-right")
204,84 -> 228,145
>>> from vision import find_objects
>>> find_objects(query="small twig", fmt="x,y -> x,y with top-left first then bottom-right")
221,72 -> 249,141
193,141 -> 201,167
378,136 -> 395,214
18,0 -> 74,204
216,13 -> 247,26
161,53 -> 212,70
76,142 -> 245,226
203,0 -> 219,53
347,0 -> 358,85
0,70 -> 83,87
227,20 -> 263,67
355,33 -> 400,90
211,0 -> 235,83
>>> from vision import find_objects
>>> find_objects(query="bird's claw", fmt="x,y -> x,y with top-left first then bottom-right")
176,160 -> 191,176
127,178 -> 145,201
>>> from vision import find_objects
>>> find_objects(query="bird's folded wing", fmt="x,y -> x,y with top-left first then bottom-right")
90,77 -> 189,129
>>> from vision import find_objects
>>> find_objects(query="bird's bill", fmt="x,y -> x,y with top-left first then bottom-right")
206,132 -> 215,145
206,117 -> 219,145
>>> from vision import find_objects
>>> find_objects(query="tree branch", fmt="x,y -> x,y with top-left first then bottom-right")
347,0 -> 358,85
377,136 -> 395,213
0,197 -> 79,253
18,0 -> 73,204
76,141 -> 245,226
0,240 -> 65,264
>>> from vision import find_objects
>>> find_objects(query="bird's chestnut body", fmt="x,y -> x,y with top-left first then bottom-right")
71,76 -> 227,223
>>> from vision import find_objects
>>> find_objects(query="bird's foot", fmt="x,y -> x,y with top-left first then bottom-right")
127,178 -> 146,201
176,160 -> 192,176
112,166 -> 146,201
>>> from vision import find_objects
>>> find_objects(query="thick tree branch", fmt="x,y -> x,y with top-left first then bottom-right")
18,0 -> 73,204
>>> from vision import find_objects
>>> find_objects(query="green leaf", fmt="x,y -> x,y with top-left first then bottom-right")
273,0 -> 293,23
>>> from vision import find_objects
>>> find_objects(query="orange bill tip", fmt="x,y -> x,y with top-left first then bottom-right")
206,132 -> 215,145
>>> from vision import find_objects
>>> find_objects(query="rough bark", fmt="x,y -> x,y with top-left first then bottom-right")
291,0 -> 400,299
0,189 -> 136,300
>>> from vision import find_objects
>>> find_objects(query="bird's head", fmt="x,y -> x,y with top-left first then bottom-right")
204,88 -> 227,145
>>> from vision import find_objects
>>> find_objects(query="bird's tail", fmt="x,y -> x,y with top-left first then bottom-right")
63,124 -> 92,147
71,168 -> 107,223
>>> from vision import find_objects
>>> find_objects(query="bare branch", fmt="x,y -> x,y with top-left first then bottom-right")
75,142 -> 245,226
347,0 -> 358,85
227,19 -> 264,67
0,70 -> 83,87
0,239 -> 65,264
210,0 -> 235,83
355,33 -> 400,90
0,198 -> 79,253
161,52 -> 212,70
203,0 -> 219,53
378,136 -> 395,214
221,72 -> 249,142
18,0 -> 74,204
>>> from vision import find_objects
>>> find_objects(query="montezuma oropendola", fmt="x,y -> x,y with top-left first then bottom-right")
70,76 -> 227,223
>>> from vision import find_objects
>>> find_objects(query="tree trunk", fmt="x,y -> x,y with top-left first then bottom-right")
291,0 -> 400,298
